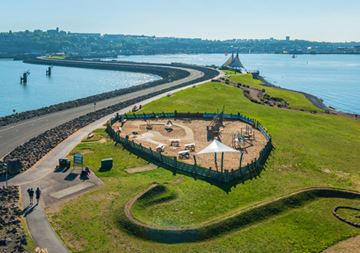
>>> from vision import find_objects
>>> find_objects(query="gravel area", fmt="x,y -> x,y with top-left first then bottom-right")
117,119 -> 267,171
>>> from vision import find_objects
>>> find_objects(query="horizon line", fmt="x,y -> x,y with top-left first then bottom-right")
2,28 -> 360,44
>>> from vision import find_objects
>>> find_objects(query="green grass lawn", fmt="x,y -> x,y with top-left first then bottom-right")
47,82 -> 360,252
226,72 -> 321,112
47,55 -> 65,59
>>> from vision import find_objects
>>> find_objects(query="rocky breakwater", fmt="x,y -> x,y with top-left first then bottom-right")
0,65 -> 219,176
0,186 -> 28,253
0,58 -> 189,127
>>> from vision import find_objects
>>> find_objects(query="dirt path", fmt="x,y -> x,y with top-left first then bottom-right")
126,164 -> 157,174
323,235 -> 360,253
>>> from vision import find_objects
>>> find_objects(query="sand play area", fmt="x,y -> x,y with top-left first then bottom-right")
113,119 -> 267,171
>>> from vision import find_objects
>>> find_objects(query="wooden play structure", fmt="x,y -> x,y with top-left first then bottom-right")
165,120 -> 173,131
146,120 -> 153,130
206,109 -> 225,141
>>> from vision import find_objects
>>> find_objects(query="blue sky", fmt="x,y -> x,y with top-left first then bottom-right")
1,0 -> 360,42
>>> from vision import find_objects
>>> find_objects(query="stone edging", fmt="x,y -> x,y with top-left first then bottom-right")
333,206 -> 360,227
121,185 -> 360,243
0,59 -> 191,127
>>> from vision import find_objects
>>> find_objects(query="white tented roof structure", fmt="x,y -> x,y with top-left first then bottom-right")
222,52 -> 246,71
197,139 -> 239,155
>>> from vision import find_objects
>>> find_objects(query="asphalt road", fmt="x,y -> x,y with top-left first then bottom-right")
0,62 -> 204,159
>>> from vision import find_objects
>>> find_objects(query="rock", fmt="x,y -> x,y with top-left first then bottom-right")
0,186 -> 29,253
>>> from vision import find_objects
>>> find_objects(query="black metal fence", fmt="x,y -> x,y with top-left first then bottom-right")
106,112 -> 273,185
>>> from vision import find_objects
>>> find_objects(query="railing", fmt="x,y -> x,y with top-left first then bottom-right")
107,112 -> 273,185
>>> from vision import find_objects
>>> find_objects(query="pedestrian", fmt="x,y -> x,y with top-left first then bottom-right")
27,188 -> 34,206
35,187 -> 41,205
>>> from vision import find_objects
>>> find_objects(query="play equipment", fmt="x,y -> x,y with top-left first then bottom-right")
165,120 -> 173,131
156,144 -> 166,153
241,125 -> 255,141
132,104 -> 141,112
146,120 -> 153,130
178,150 -> 190,159
170,139 -> 180,147
184,143 -> 196,152
232,132 -> 245,150
207,109 -> 225,141
120,118 -> 127,127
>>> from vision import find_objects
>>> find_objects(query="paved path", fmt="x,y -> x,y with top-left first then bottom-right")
0,62 -> 204,159
0,69 -> 223,252
21,185 -> 69,253
322,235 -> 360,253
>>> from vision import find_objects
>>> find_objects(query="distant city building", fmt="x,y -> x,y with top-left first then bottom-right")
285,36 -> 290,41
69,32 -> 101,37
47,27 -> 60,34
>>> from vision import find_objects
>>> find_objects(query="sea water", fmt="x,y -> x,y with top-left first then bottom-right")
115,54 -> 360,114
0,59 -> 160,116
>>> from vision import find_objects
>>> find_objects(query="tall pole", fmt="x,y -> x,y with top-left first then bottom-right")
239,151 -> 244,169
221,152 -> 224,173
214,153 -> 218,171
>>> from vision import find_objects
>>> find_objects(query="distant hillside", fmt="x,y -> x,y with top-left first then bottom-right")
1,29 -> 360,58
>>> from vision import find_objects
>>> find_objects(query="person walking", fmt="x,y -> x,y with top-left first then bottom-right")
35,187 -> 41,205
27,188 -> 34,206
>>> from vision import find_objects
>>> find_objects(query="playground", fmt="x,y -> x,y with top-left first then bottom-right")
112,115 -> 267,171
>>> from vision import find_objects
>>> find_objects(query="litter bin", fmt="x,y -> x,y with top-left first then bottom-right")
101,158 -> 113,171
59,159 -> 71,169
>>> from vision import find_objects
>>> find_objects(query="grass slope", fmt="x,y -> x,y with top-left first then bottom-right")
226,71 -> 321,112
48,82 -> 360,252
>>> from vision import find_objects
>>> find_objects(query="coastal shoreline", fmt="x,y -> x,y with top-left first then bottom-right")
0,61 -> 219,175
0,59 -> 192,126
255,74 -> 359,118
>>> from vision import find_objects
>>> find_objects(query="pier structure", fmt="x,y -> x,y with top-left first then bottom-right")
46,66 -> 52,76
20,71 -> 30,84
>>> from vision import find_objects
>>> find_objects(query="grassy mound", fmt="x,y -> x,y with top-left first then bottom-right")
135,184 -> 177,208
47,81 -> 360,252
124,186 -> 360,243
225,72 -> 321,112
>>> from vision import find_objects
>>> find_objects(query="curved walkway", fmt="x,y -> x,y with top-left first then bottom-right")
323,235 -> 360,253
123,184 -> 360,243
0,61 -> 205,158
0,70 -> 223,252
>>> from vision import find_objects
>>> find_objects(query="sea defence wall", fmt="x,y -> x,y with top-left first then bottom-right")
0,58 -> 191,127
0,62 -> 219,176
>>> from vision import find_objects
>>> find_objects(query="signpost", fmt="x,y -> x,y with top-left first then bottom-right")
73,153 -> 84,170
